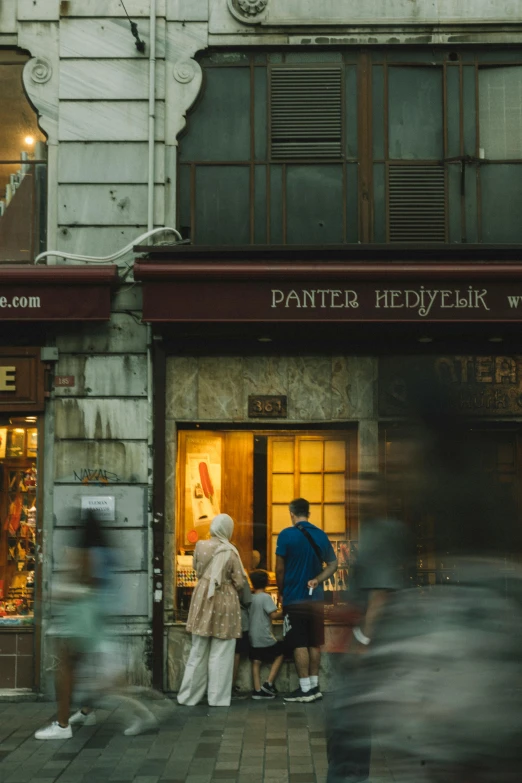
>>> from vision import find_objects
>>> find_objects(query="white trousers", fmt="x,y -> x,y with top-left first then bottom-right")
177,634 -> 236,707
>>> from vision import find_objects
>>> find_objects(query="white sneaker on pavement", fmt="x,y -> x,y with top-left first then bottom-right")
123,714 -> 158,736
69,710 -> 97,726
35,721 -> 73,740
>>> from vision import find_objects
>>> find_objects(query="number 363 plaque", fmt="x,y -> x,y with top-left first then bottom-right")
248,395 -> 288,418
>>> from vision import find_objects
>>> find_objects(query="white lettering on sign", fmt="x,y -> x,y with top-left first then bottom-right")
374,286 -> 490,317
271,289 -> 359,309
0,366 -> 16,392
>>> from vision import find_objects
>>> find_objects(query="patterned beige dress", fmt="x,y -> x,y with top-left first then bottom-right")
186,537 -> 244,639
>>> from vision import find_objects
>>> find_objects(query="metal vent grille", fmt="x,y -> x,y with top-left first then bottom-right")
388,165 -> 446,242
270,67 -> 343,159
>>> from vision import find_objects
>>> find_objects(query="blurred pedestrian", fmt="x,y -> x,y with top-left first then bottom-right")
326,472 -> 408,783
178,513 -> 246,707
276,497 -> 338,703
248,569 -> 284,699
35,511 -> 111,740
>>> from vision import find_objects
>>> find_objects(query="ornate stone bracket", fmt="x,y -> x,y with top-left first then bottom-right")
166,23 -> 208,145
227,0 -> 269,24
20,25 -> 60,145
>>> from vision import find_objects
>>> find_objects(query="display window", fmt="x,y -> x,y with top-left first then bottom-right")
0,419 -> 38,627
175,428 -> 357,619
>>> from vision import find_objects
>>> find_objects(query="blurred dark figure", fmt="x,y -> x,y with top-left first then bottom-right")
35,510 -> 112,740
331,378 -> 522,782
326,472 -> 409,783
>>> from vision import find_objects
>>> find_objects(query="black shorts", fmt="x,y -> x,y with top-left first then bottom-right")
249,640 -> 284,663
283,602 -> 325,651
235,631 -> 250,656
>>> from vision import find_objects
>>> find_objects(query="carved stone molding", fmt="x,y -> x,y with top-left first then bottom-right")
173,58 -> 200,84
29,57 -> 53,85
227,0 -> 268,24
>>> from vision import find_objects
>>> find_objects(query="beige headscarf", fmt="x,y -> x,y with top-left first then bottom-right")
206,514 -> 247,599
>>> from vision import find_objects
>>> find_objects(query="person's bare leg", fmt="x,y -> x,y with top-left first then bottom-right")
309,647 -> 321,677
56,643 -> 75,727
252,660 -> 262,692
293,647 -> 310,678
232,653 -> 240,687
267,654 -> 284,685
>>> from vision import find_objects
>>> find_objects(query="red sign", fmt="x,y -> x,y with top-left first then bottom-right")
54,376 -> 75,387
0,266 -> 117,321
141,280 -> 522,323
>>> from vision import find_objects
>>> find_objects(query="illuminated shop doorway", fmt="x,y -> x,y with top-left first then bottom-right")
175,428 -> 357,619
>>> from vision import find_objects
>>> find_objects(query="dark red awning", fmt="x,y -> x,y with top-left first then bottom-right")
134,255 -> 522,324
0,264 -> 118,320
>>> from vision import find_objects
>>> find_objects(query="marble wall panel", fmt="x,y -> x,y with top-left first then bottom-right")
56,314 -> 147,354
59,18 -> 166,59
58,184 -> 165,226
58,143 -> 164,184
56,226 -> 147,257
53,484 -> 147,528
287,356 -> 333,420
54,355 -> 147,398
54,440 -> 148,484
55,398 -> 148,440
0,2 -> 17,31
65,1 -> 166,17
332,356 -> 377,420
197,357 -> 244,420
164,419 -> 177,535
112,572 -> 149,616
53,529 -> 147,572
168,0 -> 209,21
60,60 -> 166,101
242,356 -> 289,400
358,420 -> 379,473
17,0 -> 59,20
166,357 -> 198,420
59,101 -> 165,142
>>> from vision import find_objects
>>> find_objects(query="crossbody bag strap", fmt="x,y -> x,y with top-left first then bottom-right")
295,523 -> 324,568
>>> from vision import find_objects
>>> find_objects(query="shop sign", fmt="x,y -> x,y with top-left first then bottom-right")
0,366 -> 16,392
141,281 -> 522,322
0,349 -> 44,412
81,495 -> 116,522
380,355 -> 522,416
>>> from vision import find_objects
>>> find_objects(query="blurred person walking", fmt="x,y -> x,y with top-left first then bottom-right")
177,513 -> 247,707
35,510 -> 112,740
326,472 -> 408,783
276,498 -> 337,703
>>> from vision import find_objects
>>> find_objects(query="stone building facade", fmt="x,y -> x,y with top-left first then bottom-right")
0,0 -> 521,694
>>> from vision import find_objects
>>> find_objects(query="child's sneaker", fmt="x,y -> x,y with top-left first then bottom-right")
252,689 -> 275,700
261,682 -> 278,696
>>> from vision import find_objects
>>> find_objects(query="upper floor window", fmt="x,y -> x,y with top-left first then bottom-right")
177,49 -> 522,246
0,53 -> 47,262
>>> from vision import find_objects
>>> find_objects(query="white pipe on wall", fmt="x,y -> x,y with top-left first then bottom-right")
147,0 -> 157,233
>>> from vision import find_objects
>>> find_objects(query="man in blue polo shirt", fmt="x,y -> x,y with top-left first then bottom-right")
276,497 -> 337,703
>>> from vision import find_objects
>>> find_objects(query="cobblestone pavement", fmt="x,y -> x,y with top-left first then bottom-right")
0,697 -> 395,783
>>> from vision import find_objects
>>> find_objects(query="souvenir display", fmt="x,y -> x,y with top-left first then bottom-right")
0,425 -> 38,626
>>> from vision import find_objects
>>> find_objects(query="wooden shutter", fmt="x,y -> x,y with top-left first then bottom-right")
270,67 -> 343,160
388,165 -> 446,242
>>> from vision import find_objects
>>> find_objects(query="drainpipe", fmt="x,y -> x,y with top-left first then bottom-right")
146,0 -> 158,672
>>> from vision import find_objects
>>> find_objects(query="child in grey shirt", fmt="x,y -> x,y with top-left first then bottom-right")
248,570 -> 284,699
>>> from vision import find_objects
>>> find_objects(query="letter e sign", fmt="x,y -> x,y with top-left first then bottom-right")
0,367 -> 16,392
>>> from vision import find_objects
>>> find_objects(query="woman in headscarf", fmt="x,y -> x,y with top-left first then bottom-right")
177,513 -> 246,707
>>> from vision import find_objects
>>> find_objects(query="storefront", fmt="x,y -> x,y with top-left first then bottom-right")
135,244 -> 522,690
0,264 -> 117,691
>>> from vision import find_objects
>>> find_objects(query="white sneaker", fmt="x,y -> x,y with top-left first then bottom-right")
123,714 -> 158,736
35,721 -> 73,740
70,710 -> 97,726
